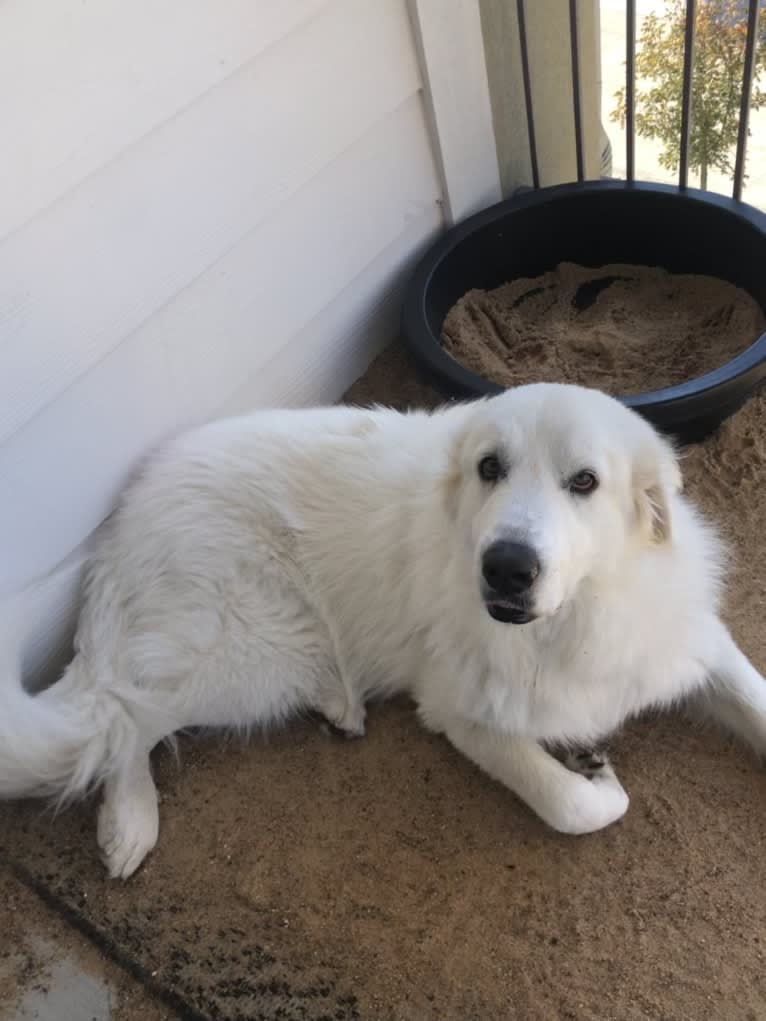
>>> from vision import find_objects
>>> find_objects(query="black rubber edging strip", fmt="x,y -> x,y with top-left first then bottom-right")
0,847 -> 210,1021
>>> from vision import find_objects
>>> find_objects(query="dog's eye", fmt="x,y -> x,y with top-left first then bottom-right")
569,469 -> 599,495
478,454 -> 503,482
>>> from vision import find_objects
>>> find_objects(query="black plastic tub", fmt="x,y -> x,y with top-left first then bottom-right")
401,180 -> 766,443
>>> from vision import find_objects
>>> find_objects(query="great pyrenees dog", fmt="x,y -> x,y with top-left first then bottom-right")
2,383 -> 765,879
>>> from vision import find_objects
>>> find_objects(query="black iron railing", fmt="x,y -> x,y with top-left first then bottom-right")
734,0 -> 763,198
515,0 -> 762,198
626,0 -> 636,180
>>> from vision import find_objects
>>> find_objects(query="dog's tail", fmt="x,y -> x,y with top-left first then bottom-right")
0,561 -> 149,804
0,649 -> 143,804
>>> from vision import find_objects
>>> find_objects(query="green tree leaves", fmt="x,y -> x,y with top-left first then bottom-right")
613,0 -> 766,189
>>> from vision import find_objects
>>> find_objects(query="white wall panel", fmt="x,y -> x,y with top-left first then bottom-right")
0,0 -> 422,446
0,98 -> 441,595
0,0 -> 329,239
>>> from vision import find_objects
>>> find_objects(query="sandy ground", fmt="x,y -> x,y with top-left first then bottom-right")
1,342 -> 766,1020
441,263 -> 765,395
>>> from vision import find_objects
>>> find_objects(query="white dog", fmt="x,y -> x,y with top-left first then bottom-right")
2,383 -> 764,879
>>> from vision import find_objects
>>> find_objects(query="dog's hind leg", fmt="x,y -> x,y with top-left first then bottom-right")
97,740 -> 160,880
694,619 -> 766,755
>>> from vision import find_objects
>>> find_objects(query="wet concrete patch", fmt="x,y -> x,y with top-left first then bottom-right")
0,870 -> 171,1021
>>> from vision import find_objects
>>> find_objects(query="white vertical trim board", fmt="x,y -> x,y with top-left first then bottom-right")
408,0 -> 502,224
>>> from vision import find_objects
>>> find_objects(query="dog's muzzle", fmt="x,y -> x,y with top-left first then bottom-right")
481,540 -> 540,624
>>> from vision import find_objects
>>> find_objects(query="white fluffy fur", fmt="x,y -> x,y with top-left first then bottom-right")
2,384 -> 765,879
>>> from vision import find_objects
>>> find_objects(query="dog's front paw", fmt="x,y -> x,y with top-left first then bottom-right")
546,763 -> 629,835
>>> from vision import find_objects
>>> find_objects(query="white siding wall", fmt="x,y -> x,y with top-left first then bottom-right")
0,0 -> 444,679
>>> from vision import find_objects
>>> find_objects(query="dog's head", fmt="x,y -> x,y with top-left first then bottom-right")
444,383 -> 681,624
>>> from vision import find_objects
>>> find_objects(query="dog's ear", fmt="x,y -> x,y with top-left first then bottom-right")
633,434 -> 682,544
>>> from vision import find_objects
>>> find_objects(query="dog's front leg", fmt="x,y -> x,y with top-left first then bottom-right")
315,666 -> 367,739
694,618 -> 766,754
314,618 -> 367,738
439,717 -> 629,835
294,589 -> 367,739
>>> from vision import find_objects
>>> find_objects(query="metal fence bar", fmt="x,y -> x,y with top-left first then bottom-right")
516,0 -> 757,195
733,0 -> 761,200
516,0 -> 540,189
626,0 -> 636,182
678,0 -> 697,188
569,0 -> 585,181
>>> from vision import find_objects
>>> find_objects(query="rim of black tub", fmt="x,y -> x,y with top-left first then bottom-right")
401,180 -> 766,443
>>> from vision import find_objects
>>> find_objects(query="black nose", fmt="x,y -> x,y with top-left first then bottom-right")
482,541 -> 540,595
